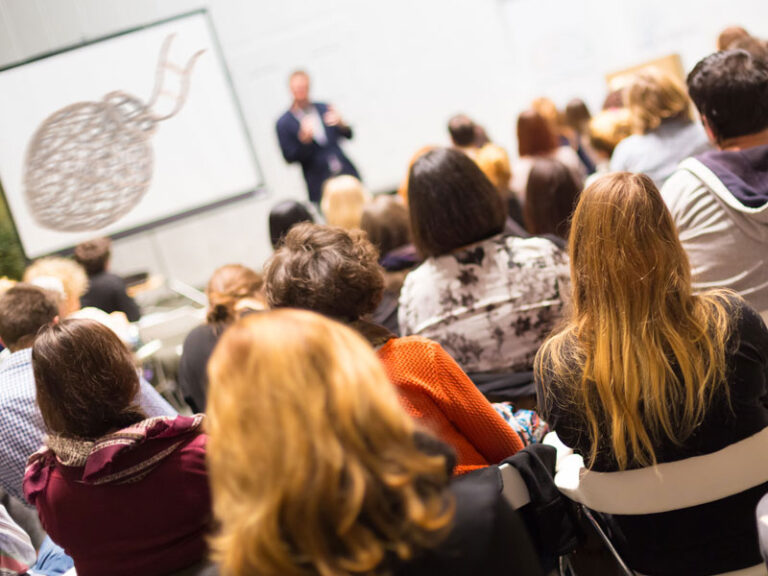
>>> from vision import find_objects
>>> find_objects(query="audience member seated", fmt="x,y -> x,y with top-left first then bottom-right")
24,320 -> 211,576
178,264 -> 265,413
73,237 -> 141,322
475,143 -> 526,231
23,257 -> 87,318
0,503 -> 35,575
610,67 -> 711,187
448,113 -> 482,159
399,148 -> 570,377
524,158 -> 581,243
730,35 -> 768,61
0,285 -> 175,503
320,174 -> 369,229
717,25 -> 751,51
511,109 -> 584,199
23,256 -> 135,344
360,194 -> 418,335
586,107 -> 633,178
661,50 -> 768,314
268,199 -> 314,249
265,223 -> 537,473
206,309 -> 543,576
536,172 -> 768,575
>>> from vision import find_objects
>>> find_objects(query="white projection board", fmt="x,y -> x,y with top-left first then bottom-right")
0,10 -> 262,258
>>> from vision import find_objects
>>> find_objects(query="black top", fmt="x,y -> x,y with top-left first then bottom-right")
536,296 -> 768,575
178,324 -> 221,413
393,465 -> 543,576
80,272 -> 141,322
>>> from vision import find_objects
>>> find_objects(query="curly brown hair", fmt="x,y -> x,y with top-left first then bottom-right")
206,264 -> 264,325
264,223 -> 384,321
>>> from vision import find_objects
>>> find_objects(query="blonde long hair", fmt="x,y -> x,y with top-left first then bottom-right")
206,310 -> 453,576
626,67 -> 693,134
536,173 -> 732,470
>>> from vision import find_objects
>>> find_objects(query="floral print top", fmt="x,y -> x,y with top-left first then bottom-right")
398,234 -> 570,374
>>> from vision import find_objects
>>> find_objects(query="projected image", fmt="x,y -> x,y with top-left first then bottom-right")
24,35 -> 205,232
0,11 -> 262,258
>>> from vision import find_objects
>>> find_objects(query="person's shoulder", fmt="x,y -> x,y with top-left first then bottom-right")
660,163 -> 707,210
276,109 -> 296,128
183,324 -> 220,348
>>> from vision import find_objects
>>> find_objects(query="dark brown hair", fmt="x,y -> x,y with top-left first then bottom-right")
73,237 -> 111,275
265,223 -> 384,321
207,264 -> 264,325
447,114 -> 476,147
717,26 -> 750,51
407,147 -> 506,258
524,158 -> 581,239
687,50 -> 768,141
360,195 -> 411,258
517,110 -> 559,156
32,319 -> 146,439
565,99 -> 592,133
0,284 -> 59,351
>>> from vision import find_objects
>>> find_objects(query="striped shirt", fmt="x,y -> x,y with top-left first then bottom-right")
0,504 -> 34,575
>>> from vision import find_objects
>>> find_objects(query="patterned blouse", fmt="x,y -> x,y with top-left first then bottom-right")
398,233 -> 570,374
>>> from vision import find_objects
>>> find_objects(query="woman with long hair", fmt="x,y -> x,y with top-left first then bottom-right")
24,319 -> 211,576
206,309 -> 541,576
535,172 -> 768,573
609,67 -> 711,187
178,264 -> 265,412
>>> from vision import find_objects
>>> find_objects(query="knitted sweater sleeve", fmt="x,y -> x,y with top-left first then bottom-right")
427,341 -> 525,462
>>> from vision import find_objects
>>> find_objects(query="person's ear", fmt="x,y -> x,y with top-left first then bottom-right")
52,315 -> 60,325
701,115 -> 719,146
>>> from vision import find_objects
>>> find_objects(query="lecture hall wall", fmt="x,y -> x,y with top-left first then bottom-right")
1,0 -> 767,286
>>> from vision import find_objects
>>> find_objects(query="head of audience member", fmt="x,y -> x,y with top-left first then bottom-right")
33,319 -> 146,440
717,25 -> 750,51
602,88 -> 625,110
73,237 -> 111,276
0,284 -> 59,352
360,195 -> 411,260
268,200 -> 314,248
524,158 -> 581,239
588,108 -> 633,161
531,97 -> 561,132
321,175 -> 369,230
447,114 -> 477,148
544,171 -> 731,469
517,109 -> 559,157
23,257 -> 88,317
687,50 -> 768,147
407,148 -> 506,258
206,309 -> 453,576
398,146 -> 435,204
565,98 -> 592,135
475,144 -> 512,195
626,68 -> 692,134
265,223 -> 383,322
288,69 -> 311,109
730,36 -> 768,61
206,264 -> 265,326
473,124 -> 491,147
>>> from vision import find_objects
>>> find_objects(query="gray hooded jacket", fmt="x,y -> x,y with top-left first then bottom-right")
662,144 -> 768,314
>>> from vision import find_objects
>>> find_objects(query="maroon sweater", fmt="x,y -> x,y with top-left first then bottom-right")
24,416 -> 211,576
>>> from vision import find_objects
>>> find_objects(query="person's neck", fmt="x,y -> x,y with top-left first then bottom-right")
718,127 -> 768,151
292,100 -> 311,112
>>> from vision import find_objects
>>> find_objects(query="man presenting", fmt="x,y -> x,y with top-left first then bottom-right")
276,70 -> 360,204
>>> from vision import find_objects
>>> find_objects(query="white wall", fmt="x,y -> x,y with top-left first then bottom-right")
1,0 -> 767,285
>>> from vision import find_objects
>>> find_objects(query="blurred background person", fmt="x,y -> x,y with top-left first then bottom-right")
276,70 -> 359,204
320,174 -> 369,230
511,109 -> 584,200
524,158 -> 581,243
268,199 -> 315,249
74,237 -> 140,322
178,264 -> 265,413
610,67 -> 711,187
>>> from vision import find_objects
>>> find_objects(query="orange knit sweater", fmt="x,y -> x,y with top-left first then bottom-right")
377,336 -> 525,475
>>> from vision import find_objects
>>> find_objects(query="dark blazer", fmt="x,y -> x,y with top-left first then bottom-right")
276,102 -> 359,203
